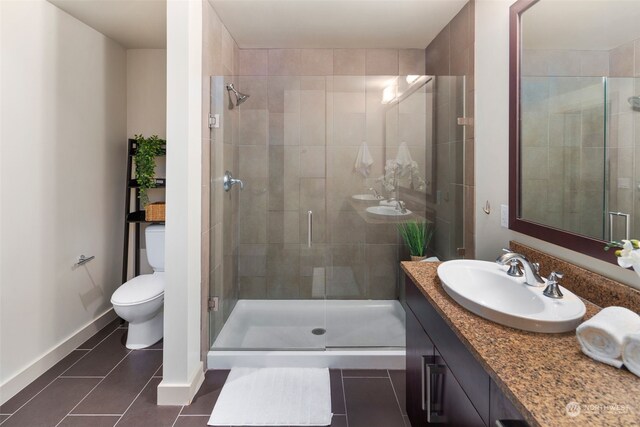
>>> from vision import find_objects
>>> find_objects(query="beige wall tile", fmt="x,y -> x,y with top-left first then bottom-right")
300,49 -> 333,76
239,49 -> 268,76
221,26 -> 235,73
238,76 -> 267,110
239,110 -> 268,146
635,40 -> 640,77
239,146 -> 268,178
299,146 -> 326,177
365,49 -> 399,75
333,49 -> 365,75
610,42 -> 634,77
239,276 -> 267,298
580,51 -> 609,77
399,49 -> 425,76
268,49 -> 301,76
238,244 -> 267,276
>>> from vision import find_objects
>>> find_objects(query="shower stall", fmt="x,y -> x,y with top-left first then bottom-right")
206,72 -> 466,368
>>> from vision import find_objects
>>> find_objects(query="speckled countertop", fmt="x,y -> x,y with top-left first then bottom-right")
401,261 -> 640,427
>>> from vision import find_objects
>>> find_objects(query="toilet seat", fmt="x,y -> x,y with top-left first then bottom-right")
111,273 -> 165,306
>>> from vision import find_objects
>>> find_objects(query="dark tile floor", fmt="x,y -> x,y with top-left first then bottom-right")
0,319 -> 409,427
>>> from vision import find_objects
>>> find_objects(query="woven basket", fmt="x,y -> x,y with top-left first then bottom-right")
145,202 -> 166,222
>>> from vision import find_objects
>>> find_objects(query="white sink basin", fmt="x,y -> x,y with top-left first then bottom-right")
437,260 -> 586,333
365,205 -> 412,218
352,194 -> 383,203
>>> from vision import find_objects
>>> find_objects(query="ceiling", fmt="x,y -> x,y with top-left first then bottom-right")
209,0 -> 468,49
47,0 -> 166,49
523,0 -> 640,51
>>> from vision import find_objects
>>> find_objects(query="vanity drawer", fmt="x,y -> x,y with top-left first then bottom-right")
406,276 -> 490,425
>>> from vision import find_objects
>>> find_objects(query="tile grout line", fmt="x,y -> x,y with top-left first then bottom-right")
0,325 -> 124,424
65,413 -> 124,417
340,369 -> 349,427
54,348 -> 133,427
58,326 -> 125,377
170,405 -> 185,427
387,369 -> 405,419
113,367 -> 162,427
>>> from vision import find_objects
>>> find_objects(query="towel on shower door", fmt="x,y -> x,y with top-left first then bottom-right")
354,141 -> 374,177
576,306 -> 640,368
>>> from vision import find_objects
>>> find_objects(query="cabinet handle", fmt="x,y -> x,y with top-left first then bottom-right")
421,355 -> 447,423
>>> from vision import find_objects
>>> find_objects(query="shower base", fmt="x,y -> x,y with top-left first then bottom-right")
207,299 -> 406,369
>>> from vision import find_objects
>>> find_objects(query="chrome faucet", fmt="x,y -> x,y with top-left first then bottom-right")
368,187 -> 382,199
496,250 -> 545,286
393,200 -> 407,214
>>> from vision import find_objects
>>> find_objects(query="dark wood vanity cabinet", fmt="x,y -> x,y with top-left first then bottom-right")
405,277 -> 527,426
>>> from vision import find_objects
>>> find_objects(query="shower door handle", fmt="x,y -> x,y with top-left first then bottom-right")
608,211 -> 630,241
307,210 -> 313,248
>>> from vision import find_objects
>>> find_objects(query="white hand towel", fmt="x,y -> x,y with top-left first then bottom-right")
576,306 -> 640,368
354,142 -> 374,177
395,142 -> 413,168
623,333 -> 640,377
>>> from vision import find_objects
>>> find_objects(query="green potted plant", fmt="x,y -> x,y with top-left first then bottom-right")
397,220 -> 435,261
134,134 -> 166,207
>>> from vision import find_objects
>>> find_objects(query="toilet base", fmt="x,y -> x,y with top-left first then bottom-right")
126,309 -> 164,349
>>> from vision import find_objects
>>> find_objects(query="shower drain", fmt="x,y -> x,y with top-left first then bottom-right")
311,328 -> 326,335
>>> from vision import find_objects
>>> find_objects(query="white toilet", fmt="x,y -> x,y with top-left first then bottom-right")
111,224 -> 165,349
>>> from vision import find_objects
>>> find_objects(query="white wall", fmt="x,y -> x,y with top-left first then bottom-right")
158,0 -> 204,405
127,49 -> 167,139
0,0 -> 126,402
474,0 -> 638,287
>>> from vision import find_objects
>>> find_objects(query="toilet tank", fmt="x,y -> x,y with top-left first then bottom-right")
145,225 -> 165,272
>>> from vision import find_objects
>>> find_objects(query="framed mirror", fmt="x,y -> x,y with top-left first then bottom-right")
509,0 -> 640,263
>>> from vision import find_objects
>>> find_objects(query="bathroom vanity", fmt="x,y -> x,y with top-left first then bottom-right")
402,261 -> 640,427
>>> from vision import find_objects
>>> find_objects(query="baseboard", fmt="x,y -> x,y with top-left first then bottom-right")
157,362 -> 205,405
0,308 -> 118,405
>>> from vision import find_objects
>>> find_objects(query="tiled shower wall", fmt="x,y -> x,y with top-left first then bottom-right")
201,2 -> 240,361
424,1 -> 475,260
234,48 -> 426,300
520,38 -> 640,240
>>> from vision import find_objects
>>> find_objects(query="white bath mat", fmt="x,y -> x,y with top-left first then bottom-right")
208,367 -> 332,426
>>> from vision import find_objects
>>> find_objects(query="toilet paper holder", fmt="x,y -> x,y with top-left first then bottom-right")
75,255 -> 95,267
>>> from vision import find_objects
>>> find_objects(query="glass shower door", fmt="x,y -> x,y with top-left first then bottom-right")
209,74 -> 328,351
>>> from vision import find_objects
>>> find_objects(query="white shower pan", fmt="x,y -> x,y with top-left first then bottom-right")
207,299 -> 406,370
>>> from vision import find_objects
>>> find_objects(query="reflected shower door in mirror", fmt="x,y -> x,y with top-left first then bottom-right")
510,0 -> 640,262
384,75 -> 466,261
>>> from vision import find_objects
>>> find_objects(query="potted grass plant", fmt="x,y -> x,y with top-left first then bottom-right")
397,220 -> 435,261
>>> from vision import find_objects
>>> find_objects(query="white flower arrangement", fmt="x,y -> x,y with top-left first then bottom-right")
605,239 -> 640,277
376,159 -> 426,193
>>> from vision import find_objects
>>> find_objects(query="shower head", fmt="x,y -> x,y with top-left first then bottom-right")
628,96 -> 640,109
226,83 -> 250,108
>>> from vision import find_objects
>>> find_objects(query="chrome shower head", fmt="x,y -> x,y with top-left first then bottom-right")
226,83 -> 250,108
628,96 -> 640,109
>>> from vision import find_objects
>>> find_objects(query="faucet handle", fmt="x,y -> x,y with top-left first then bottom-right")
549,271 -> 563,281
502,248 -> 513,254
543,271 -> 564,299
506,259 -> 523,277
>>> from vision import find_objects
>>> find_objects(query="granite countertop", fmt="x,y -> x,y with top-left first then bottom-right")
401,261 -> 640,427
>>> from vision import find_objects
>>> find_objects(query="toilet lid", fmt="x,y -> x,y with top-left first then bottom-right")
111,273 -> 164,306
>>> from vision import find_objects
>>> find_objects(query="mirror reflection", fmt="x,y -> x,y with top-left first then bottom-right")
519,1 -> 640,242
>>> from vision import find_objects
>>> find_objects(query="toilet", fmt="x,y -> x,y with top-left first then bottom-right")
111,224 -> 165,349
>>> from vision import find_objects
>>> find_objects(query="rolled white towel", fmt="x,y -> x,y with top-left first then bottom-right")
576,307 -> 640,368
623,333 -> 640,377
